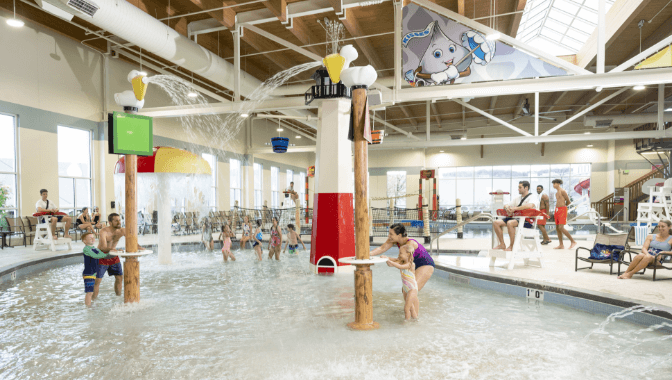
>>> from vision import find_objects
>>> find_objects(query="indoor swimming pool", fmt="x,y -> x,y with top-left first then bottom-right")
0,250 -> 670,379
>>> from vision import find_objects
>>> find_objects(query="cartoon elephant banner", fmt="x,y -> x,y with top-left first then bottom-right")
402,3 -> 569,87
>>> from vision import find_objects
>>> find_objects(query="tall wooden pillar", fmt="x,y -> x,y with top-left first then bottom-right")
124,153 -> 140,303
348,86 -> 379,331
418,178 -> 423,220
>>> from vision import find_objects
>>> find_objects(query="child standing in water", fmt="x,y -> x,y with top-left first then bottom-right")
382,245 -> 419,321
81,232 -> 117,307
239,215 -> 252,250
267,217 -> 283,260
252,219 -> 263,261
282,223 -> 306,255
219,223 -> 236,262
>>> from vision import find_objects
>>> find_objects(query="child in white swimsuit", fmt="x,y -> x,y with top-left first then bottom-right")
381,245 -> 419,320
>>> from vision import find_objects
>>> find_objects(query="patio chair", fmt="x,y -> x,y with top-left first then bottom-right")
619,225 -> 672,281
25,216 -> 38,245
4,216 -> 28,247
575,232 -> 628,275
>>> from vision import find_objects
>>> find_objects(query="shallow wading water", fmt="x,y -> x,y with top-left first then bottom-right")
1,250 -> 671,379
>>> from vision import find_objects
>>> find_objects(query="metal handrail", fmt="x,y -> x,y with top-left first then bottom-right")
430,213 -> 494,256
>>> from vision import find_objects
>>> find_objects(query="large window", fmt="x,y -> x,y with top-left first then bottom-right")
0,114 -> 18,222
57,126 -> 92,217
387,171 -> 407,208
202,153 -> 217,210
286,169 -> 294,207
271,166 -> 279,208
254,163 -> 263,209
230,158 -> 242,208
438,164 -> 591,213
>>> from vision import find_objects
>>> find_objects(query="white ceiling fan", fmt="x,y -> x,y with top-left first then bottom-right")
508,98 -> 572,122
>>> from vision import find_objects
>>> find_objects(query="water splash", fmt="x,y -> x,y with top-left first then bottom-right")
317,17 -> 346,56
586,305 -> 672,340
120,62 -> 322,263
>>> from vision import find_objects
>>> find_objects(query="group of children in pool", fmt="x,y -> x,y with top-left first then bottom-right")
203,215 -> 305,262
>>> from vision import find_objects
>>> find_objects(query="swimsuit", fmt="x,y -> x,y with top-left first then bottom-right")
288,244 -> 298,254
397,238 -> 434,269
203,224 -> 212,242
648,234 -> 672,264
270,228 -> 281,247
82,246 -> 114,293
243,224 -> 250,237
222,237 -> 232,252
401,267 -> 418,293
252,231 -> 263,247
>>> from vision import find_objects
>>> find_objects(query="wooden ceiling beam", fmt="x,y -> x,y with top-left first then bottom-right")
399,105 -> 418,127
509,0 -> 527,38
431,103 -> 441,128
599,90 -> 638,114
281,13 -> 324,56
622,86 -> 672,114
263,0 -> 287,23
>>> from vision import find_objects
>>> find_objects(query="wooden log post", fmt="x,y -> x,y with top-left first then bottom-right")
456,198 -> 463,239
305,175 -> 309,225
124,153 -> 140,303
423,204 -> 430,244
348,86 -> 379,331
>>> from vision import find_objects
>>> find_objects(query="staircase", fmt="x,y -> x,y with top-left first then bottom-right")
591,169 -> 663,221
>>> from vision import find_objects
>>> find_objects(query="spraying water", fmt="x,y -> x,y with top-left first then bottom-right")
317,17 -> 346,56
118,61 -> 322,263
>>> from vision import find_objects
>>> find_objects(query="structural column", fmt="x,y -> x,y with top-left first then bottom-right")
310,98 -> 355,274
348,86 -> 379,331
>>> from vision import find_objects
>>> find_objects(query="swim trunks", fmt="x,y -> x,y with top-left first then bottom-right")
555,206 -> 568,225
96,262 -> 123,278
288,244 -> 298,254
502,217 -> 533,229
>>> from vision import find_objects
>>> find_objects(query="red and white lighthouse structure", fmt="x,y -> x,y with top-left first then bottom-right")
310,98 -> 355,274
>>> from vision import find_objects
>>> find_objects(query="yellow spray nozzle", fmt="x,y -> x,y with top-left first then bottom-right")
131,75 -> 148,101
323,54 -> 346,84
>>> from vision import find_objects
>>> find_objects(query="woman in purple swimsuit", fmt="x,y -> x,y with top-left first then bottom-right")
371,223 -> 434,291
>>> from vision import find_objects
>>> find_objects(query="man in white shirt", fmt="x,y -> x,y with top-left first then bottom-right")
35,189 -> 72,240
492,181 -> 538,251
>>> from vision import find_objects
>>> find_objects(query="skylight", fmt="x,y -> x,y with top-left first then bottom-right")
516,0 -> 615,57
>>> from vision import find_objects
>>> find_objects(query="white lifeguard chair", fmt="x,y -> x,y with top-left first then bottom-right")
33,215 -> 72,252
488,214 -> 544,270
636,178 -> 670,231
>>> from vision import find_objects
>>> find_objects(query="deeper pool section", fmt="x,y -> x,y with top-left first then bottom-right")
1,250 -> 671,379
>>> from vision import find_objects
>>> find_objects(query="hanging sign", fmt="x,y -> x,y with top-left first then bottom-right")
402,3 -> 569,87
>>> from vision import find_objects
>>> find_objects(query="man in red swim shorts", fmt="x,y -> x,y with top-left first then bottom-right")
552,179 -> 576,250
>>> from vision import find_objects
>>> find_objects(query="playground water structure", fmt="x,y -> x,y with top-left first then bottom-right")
112,62 -> 321,264
1,250 -> 671,379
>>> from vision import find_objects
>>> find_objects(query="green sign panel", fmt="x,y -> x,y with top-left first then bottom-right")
109,111 -> 153,156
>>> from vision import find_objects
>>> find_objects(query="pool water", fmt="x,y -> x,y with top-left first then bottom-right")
1,250 -> 670,379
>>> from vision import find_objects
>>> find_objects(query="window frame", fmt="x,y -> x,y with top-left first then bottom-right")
254,162 -> 263,209
57,125 -> 93,218
230,158 -> 242,209
201,153 -> 218,211
386,171 -> 407,208
271,166 -> 279,208
0,112 -> 20,221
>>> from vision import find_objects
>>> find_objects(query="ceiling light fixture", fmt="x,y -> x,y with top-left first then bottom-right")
439,150 -> 444,153
277,128 -> 284,132
584,132 -> 591,135
240,113 -> 249,118
595,86 -> 603,92
634,85 -> 645,91
296,135 -> 301,139
187,91 -> 198,98
461,136 -> 467,140
587,144 -> 593,147
7,0 -> 24,27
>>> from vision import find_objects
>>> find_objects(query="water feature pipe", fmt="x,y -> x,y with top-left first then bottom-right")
58,0 -> 317,126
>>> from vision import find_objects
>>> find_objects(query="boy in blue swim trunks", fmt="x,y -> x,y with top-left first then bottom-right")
283,224 -> 305,255
81,232 -> 117,306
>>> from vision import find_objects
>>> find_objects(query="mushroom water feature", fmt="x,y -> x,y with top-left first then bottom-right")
113,147 -> 212,265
